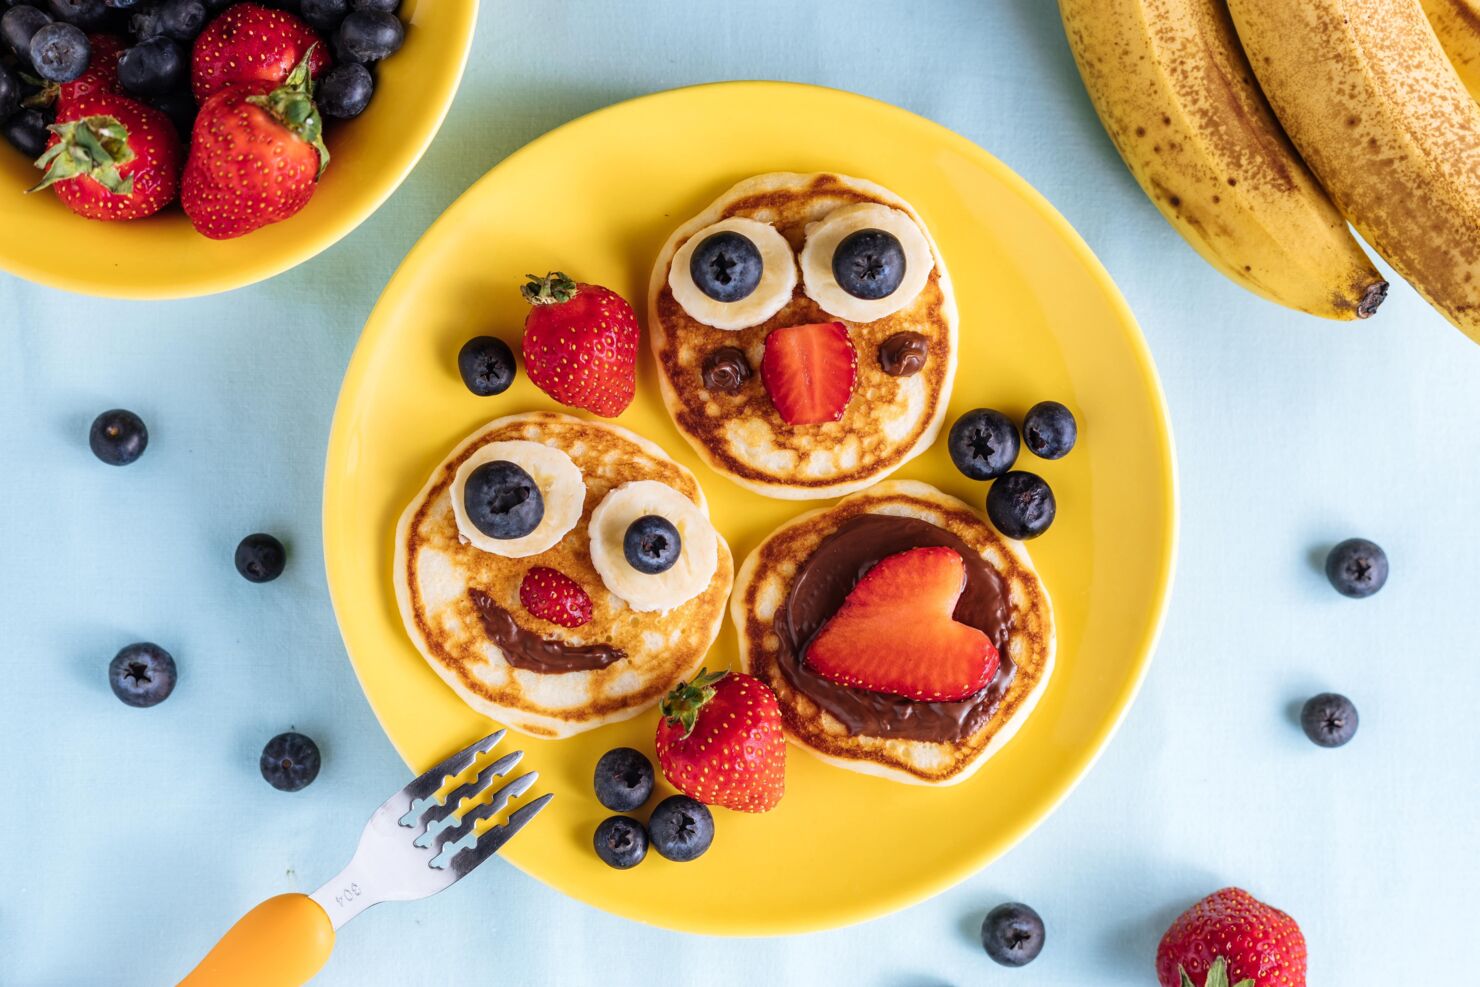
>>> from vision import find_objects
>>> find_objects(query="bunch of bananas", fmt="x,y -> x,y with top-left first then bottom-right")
1060,0 -> 1480,343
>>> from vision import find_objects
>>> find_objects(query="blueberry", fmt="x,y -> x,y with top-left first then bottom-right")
1300,692 -> 1358,748
593,747 -> 654,812
456,335 -> 514,396
1022,400 -> 1077,460
947,408 -> 1019,481
260,732 -> 321,792
624,515 -> 681,575
689,230 -> 762,303
2,107 -> 49,156
463,460 -> 543,540
2,5 -> 51,61
153,0 -> 203,40
29,21 -> 88,81
1325,538 -> 1387,598
317,61 -> 372,118
89,408 -> 148,465
128,2 -> 161,38
117,36 -> 182,95
980,902 -> 1045,967
0,63 -> 18,119
299,0 -> 345,31
47,0 -> 108,29
832,228 -> 905,300
986,470 -> 1055,539
108,642 -> 177,707
235,532 -> 286,583
334,8 -> 400,62
647,795 -> 713,862
148,87 -> 195,134
351,0 -> 395,10
593,815 -> 648,870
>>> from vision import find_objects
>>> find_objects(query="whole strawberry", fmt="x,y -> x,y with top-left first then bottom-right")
520,272 -> 639,417
62,33 -> 124,105
1156,887 -> 1307,987
31,90 -> 180,221
655,669 -> 786,813
181,51 -> 328,239
191,2 -> 329,102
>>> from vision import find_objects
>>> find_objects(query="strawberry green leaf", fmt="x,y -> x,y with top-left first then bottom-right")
247,46 -> 330,177
29,114 -> 136,195
659,667 -> 729,738
521,272 -> 579,306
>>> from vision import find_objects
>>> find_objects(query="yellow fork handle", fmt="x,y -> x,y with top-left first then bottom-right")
177,893 -> 335,987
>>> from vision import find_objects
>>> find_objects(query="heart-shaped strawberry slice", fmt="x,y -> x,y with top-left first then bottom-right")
805,545 -> 999,701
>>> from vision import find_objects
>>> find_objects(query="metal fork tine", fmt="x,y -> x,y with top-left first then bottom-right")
428,770 -> 538,855
445,792 -> 554,877
399,730 -> 506,804
409,750 -> 525,839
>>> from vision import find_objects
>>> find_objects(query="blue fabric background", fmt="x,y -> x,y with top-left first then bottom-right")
4,1 -> 1477,983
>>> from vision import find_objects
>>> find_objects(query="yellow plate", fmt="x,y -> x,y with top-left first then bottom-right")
0,0 -> 475,300
323,82 -> 1177,935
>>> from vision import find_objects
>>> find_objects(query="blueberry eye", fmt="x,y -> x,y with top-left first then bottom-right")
689,230 -> 763,303
832,228 -> 906,300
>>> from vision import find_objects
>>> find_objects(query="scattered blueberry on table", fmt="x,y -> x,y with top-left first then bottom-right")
234,532 -> 286,583
1022,400 -> 1077,460
593,815 -> 648,870
457,335 -> 516,397
89,408 -> 148,465
1325,538 -> 1388,598
1300,693 -> 1358,748
108,641 -> 177,707
647,794 -> 714,862
260,731 -> 321,792
948,408 -> 1019,481
593,747 -> 654,813
980,901 -> 1046,967
986,470 -> 1056,539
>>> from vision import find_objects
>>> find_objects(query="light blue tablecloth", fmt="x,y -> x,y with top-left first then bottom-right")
5,1 -> 1478,983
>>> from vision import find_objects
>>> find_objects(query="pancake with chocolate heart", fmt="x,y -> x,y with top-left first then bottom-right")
649,173 -> 958,500
394,412 -> 734,738
731,480 -> 1054,785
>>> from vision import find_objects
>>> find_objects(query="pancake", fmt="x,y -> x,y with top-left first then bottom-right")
649,173 -> 959,500
394,412 -> 735,738
731,480 -> 1054,785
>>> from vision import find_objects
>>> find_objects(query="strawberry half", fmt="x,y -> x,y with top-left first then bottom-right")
520,272 -> 639,418
655,669 -> 786,813
181,51 -> 328,239
191,2 -> 329,102
760,321 -> 857,425
518,566 -> 593,628
31,90 -> 180,221
1156,887 -> 1307,987
805,546 -> 998,702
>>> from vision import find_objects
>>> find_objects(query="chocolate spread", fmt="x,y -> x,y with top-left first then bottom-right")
701,346 -> 752,394
878,332 -> 929,377
776,514 -> 1015,742
469,589 -> 626,674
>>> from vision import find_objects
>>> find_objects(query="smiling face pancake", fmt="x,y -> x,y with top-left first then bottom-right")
732,480 -> 1054,785
394,412 -> 734,738
650,173 -> 958,500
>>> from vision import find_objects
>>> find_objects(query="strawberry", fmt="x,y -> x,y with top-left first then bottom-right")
806,546 -> 998,702
181,51 -> 328,240
190,2 -> 329,103
655,669 -> 786,813
21,34 -> 124,112
519,272 -> 639,417
31,90 -> 180,221
1156,888 -> 1307,987
760,321 -> 857,425
518,566 -> 593,628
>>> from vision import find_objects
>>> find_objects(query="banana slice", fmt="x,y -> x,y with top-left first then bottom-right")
800,203 -> 933,323
669,217 -> 798,330
588,480 -> 718,612
451,441 -> 585,558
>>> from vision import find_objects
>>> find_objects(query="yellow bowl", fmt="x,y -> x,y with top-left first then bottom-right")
0,0 -> 476,299
324,82 -> 1178,935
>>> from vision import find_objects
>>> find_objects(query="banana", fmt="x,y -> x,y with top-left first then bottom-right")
669,217 -> 797,330
1228,0 -> 1480,341
800,203 -> 933,322
1058,0 -> 1386,320
588,480 -> 718,613
1422,0 -> 1480,101
451,441 -> 585,558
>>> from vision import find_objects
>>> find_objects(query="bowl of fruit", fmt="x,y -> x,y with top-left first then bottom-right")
0,0 -> 475,298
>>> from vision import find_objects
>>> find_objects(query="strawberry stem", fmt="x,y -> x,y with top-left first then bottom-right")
29,114 -> 135,195
659,667 -> 728,739
246,46 -> 329,177
1179,958 -> 1253,987
521,272 -> 579,306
